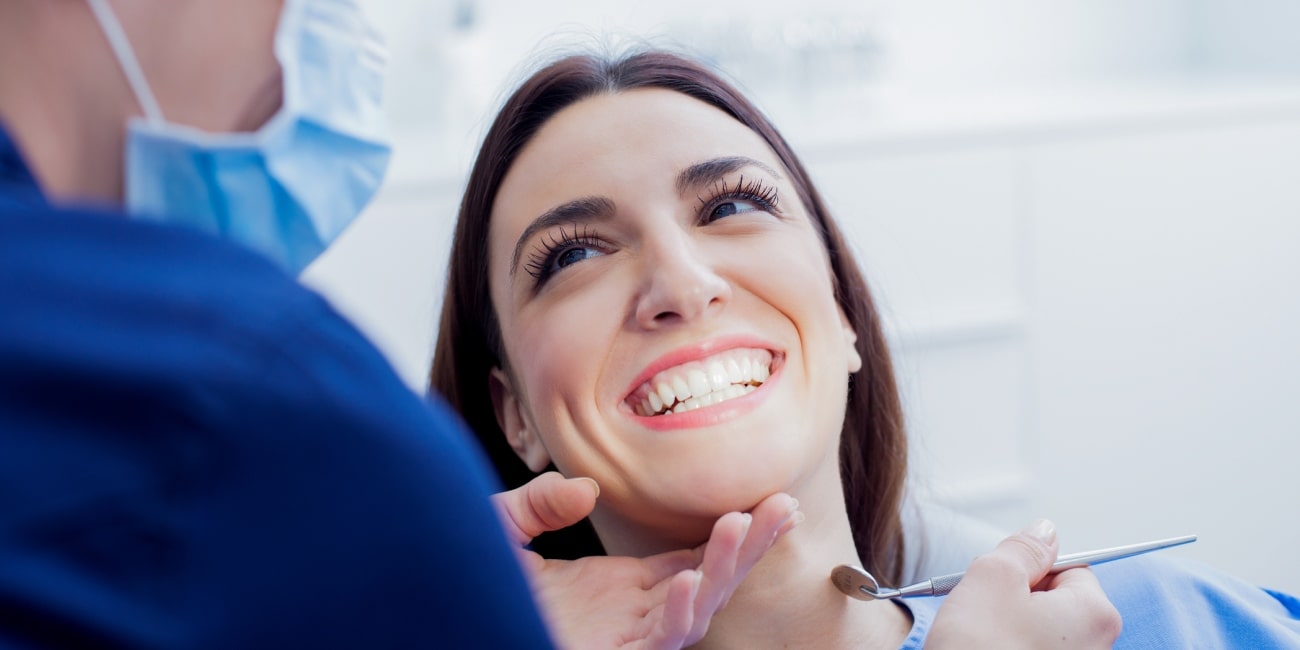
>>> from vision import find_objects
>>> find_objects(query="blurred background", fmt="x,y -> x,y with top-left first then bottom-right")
304,0 -> 1300,593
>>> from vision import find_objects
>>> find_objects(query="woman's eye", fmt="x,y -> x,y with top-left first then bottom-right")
552,245 -> 603,272
710,199 -> 762,220
524,225 -> 610,287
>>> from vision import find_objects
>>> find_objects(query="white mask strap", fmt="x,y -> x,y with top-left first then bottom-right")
85,0 -> 165,123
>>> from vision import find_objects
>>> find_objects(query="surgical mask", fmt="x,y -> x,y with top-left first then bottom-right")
87,0 -> 392,273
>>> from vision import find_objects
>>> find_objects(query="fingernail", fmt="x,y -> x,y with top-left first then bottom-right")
788,497 -> 800,514
1026,518 -> 1056,544
742,512 -> 753,528
576,477 -> 599,498
777,510 -> 805,536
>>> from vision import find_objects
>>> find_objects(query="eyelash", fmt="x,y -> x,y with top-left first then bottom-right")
696,175 -> 781,221
524,223 -> 605,284
524,176 -> 782,288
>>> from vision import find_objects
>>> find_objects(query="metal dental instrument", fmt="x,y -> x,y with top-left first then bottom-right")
832,534 -> 1197,600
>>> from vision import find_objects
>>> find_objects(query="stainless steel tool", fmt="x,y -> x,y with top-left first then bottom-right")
832,534 -> 1197,600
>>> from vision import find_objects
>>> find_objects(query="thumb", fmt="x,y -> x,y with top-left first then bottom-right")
973,519 -> 1061,592
993,520 -> 1055,587
492,472 -> 600,545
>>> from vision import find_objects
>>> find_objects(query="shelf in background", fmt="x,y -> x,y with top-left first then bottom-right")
381,75 -> 1300,193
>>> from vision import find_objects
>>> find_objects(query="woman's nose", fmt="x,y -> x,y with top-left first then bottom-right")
633,238 -> 732,329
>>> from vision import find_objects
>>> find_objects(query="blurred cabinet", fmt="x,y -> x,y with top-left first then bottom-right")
798,113 -> 1300,596
1023,119 -> 1300,591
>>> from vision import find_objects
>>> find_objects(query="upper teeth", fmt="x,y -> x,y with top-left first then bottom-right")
630,348 -> 773,417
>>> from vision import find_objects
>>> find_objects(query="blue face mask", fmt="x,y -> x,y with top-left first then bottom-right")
87,0 -> 392,274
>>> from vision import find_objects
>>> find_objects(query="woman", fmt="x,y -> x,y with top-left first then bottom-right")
432,50 -> 1300,648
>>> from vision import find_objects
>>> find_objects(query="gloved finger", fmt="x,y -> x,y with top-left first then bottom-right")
963,519 -> 1061,594
492,471 -> 599,546
632,570 -> 701,650
638,548 -> 704,589
1035,567 -> 1124,643
683,512 -> 749,644
720,493 -> 801,605
1040,565 -> 1101,594
739,494 -> 800,560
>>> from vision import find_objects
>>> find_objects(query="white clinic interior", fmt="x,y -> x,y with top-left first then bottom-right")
302,0 -> 1300,594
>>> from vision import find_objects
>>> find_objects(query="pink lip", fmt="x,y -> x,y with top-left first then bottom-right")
621,334 -> 785,431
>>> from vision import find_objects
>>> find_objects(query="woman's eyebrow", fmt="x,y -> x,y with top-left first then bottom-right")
510,196 -> 616,275
676,156 -> 783,194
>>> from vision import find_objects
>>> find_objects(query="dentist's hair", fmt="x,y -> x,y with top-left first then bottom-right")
430,49 -> 909,585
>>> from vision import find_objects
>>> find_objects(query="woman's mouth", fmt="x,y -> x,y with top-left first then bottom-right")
625,348 -> 774,417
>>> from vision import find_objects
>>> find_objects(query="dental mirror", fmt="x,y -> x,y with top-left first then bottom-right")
832,534 -> 1196,600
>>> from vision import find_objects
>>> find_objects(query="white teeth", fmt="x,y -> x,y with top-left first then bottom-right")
707,360 -> 729,392
671,376 -> 691,401
686,369 -> 710,397
632,348 -> 775,417
725,358 -> 743,384
656,383 -> 675,409
670,385 -> 747,414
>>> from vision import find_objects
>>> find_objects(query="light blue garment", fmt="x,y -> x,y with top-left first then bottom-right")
87,0 -> 392,273
895,597 -> 939,649
895,556 -> 1300,649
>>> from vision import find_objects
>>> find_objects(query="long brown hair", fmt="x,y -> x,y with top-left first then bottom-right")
430,50 -> 909,585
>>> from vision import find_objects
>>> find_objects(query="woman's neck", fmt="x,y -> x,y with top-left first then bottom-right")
596,461 -> 914,648
692,470 -> 913,649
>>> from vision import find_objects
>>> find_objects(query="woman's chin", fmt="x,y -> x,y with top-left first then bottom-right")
639,475 -> 789,521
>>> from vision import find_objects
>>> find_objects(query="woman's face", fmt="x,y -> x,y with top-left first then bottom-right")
487,88 -> 861,549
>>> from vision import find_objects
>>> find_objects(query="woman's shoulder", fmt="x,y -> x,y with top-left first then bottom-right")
1093,555 -> 1300,648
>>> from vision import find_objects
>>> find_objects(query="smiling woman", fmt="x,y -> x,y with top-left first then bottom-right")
433,52 -> 909,582
485,87 -> 880,561
429,50 -> 1300,649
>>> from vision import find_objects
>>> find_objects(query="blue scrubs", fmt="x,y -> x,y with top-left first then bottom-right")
896,556 -> 1300,647
0,126 -> 554,648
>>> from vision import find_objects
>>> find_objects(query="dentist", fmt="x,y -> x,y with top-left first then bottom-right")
0,0 -> 551,645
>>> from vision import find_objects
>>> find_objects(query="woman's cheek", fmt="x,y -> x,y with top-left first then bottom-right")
515,293 -> 611,406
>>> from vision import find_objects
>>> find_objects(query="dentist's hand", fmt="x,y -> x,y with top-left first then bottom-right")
927,519 -> 1123,649
493,472 -> 801,649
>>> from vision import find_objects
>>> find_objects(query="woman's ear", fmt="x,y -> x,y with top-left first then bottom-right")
489,367 -> 552,472
840,310 -> 863,374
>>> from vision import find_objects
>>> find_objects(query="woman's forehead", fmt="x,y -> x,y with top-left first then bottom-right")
499,88 -> 785,202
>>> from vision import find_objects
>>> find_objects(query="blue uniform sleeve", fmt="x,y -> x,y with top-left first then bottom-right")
0,205 -> 555,648
1095,555 -> 1300,649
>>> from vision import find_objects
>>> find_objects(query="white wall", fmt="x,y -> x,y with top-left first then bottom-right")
1024,118 -> 1300,594
304,0 -> 1300,595
1188,0 -> 1300,76
793,100 -> 1300,594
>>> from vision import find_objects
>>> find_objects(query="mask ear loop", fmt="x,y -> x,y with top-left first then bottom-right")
85,0 -> 166,124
